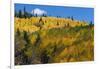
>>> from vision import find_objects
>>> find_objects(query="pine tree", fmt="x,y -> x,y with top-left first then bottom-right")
24,6 -> 26,18
16,28 -> 20,36
18,10 -> 23,18
40,50 -> 50,64
71,16 -> 74,21
57,22 -> 59,26
89,21 -> 93,27
15,10 -> 18,17
23,31 -> 29,44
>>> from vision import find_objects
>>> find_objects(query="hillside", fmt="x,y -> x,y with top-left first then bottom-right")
15,17 -> 89,32
15,16 -> 94,65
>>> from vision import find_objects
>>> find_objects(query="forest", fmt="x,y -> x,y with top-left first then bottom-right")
15,7 -> 94,65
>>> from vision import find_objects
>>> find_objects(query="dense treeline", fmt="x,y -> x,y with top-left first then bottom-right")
15,7 -> 48,18
15,7 -> 32,18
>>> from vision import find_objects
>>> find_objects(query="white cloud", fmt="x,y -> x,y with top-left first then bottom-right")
31,8 -> 47,16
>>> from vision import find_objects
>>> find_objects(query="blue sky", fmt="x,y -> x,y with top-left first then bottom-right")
15,3 -> 94,23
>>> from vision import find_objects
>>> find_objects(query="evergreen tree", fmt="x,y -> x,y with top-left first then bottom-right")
71,16 -> 74,21
57,22 -> 59,26
34,33 -> 41,47
89,21 -> 94,27
15,10 -> 18,17
42,14 -> 47,17
23,6 -> 26,18
39,17 -> 42,23
23,31 -> 29,44
16,28 -> 20,36
18,10 -> 23,18
40,50 -> 50,64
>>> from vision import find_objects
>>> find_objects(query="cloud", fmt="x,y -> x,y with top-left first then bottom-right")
31,8 -> 47,16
